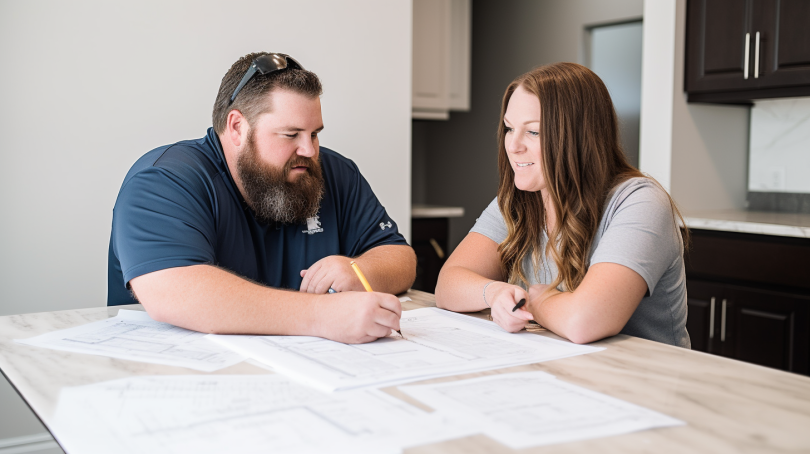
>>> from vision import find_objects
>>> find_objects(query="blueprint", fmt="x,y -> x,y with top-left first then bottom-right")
16,310 -> 244,372
208,307 -> 602,391
51,375 -> 474,454
399,371 -> 685,449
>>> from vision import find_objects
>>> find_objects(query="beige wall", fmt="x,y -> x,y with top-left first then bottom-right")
0,0 -> 412,448
0,0 -> 412,318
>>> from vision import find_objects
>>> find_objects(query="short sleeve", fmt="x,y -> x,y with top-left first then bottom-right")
589,182 -> 682,296
470,197 -> 508,244
337,162 -> 408,256
112,167 -> 217,285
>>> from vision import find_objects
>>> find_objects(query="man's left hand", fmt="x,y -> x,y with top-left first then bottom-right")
300,256 -> 365,294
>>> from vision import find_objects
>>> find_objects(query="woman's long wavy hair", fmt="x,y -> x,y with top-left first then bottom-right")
496,62 -> 687,291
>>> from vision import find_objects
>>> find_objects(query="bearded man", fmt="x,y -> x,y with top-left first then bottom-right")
107,52 -> 416,344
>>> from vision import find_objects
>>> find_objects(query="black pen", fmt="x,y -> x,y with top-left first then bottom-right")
512,298 -> 526,312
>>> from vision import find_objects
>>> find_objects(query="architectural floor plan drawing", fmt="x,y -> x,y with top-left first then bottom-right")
209,307 -> 602,391
399,371 -> 685,449
51,375 -> 473,454
16,310 -> 245,372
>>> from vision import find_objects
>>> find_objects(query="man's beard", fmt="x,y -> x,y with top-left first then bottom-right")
236,132 -> 324,225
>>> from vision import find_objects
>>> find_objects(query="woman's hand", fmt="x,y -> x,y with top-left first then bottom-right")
486,282 -> 534,332
526,284 -> 560,326
528,284 -> 560,304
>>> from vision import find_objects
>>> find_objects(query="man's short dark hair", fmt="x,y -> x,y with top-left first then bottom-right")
212,52 -> 323,134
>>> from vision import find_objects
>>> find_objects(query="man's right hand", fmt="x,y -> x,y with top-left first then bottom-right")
314,291 -> 402,344
131,265 -> 403,344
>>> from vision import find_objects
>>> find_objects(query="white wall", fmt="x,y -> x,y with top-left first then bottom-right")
640,0 -> 749,212
0,0 -> 413,317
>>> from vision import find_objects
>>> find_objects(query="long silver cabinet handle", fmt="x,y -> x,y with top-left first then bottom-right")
709,297 -> 716,339
754,32 -> 761,78
744,33 -> 751,80
721,299 -> 728,342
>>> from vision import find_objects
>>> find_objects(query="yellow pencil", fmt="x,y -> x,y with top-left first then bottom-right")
350,261 -> 405,339
350,261 -> 374,292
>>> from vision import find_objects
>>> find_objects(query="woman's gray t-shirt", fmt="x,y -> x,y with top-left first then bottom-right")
471,177 -> 690,348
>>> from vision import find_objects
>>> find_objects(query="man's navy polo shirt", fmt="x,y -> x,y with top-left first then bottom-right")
108,128 -> 408,306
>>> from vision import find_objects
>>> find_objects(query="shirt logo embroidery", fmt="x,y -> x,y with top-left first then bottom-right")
303,216 -> 324,235
379,221 -> 393,231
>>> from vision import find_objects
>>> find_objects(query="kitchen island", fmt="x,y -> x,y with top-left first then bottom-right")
1,290 -> 809,453
680,209 -> 810,375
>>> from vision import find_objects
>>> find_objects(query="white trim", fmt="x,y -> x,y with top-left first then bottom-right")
639,0 -> 678,191
0,433 -> 59,454
0,434 -> 52,449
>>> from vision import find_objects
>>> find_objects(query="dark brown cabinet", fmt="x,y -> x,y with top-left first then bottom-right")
411,217 -> 450,293
686,280 -> 725,354
685,0 -> 810,102
726,286 -> 809,372
687,279 -> 809,373
685,229 -> 810,375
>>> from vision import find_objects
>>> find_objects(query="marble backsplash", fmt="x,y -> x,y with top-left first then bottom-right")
747,97 -> 810,213
748,97 -> 810,193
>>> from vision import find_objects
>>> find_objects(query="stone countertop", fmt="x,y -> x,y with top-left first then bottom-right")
683,209 -> 810,238
2,290 -> 810,453
412,204 -> 465,219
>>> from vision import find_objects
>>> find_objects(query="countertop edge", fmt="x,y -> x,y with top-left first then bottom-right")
684,216 -> 810,239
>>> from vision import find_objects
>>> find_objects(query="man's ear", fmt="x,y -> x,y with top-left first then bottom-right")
225,109 -> 248,148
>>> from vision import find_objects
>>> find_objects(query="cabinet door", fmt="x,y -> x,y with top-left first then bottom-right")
752,0 -> 810,88
411,218 -> 449,293
685,0 -> 758,93
412,0 -> 452,113
447,0 -> 471,111
724,286 -> 810,374
685,280 -> 726,354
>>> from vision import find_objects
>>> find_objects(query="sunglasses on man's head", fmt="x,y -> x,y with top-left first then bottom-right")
229,53 -> 304,104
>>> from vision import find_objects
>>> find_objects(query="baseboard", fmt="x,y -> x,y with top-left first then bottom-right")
0,433 -> 61,454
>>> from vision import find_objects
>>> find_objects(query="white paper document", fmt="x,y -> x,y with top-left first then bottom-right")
16,310 -> 244,372
399,371 -> 685,449
51,375 -> 474,454
208,307 -> 602,391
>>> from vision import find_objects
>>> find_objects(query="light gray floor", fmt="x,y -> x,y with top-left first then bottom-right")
0,375 -> 63,454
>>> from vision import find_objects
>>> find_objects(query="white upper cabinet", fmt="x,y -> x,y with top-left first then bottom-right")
412,0 -> 471,120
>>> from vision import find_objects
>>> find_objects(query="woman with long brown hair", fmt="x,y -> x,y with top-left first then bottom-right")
435,62 -> 690,347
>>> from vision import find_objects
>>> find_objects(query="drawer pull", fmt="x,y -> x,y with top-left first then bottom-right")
754,31 -> 761,79
744,33 -> 750,80
429,238 -> 446,259
721,299 -> 728,342
709,297 -> 716,339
